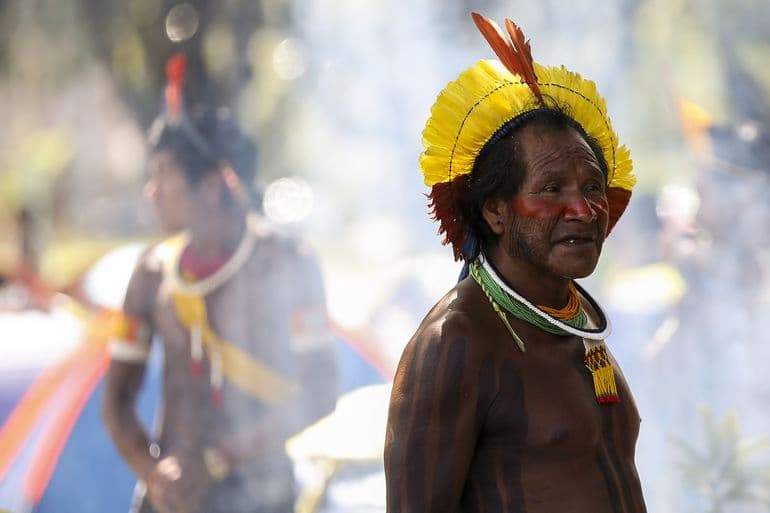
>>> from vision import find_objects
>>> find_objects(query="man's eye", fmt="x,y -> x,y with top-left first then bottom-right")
542,184 -> 559,193
585,182 -> 604,193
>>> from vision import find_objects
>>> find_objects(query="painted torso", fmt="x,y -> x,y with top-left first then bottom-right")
385,278 -> 646,513
139,221 -> 311,456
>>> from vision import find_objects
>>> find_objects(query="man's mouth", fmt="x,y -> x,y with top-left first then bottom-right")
555,236 -> 596,246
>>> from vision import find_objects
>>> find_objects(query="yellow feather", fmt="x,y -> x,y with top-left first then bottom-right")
420,59 -> 635,197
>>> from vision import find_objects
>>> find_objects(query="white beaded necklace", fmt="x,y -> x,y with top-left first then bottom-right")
479,254 -> 612,340
164,213 -> 258,296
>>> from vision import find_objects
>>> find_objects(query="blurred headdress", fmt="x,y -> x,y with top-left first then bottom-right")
421,13 -> 635,260
678,98 -> 770,177
148,53 -> 258,186
149,53 -> 216,161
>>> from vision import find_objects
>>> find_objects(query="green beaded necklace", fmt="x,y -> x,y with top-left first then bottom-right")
469,258 -> 620,404
470,259 -> 588,351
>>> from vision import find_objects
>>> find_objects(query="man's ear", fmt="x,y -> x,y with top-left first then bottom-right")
481,197 -> 508,236
220,164 -> 249,209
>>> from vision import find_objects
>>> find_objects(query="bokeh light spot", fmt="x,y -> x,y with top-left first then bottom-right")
165,3 -> 199,43
263,177 -> 314,224
272,38 -> 307,80
656,183 -> 700,229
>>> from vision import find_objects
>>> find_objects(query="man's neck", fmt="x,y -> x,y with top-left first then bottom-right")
187,208 -> 248,259
484,244 -> 570,309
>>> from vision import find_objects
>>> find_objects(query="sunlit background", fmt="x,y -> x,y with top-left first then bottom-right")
2,0 -> 770,512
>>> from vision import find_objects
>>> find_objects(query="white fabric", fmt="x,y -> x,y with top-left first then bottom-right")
109,337 -> 150,363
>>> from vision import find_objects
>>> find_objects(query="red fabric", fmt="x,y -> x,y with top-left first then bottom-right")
179,244 -> 233,281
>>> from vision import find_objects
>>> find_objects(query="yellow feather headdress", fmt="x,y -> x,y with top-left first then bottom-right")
422,13 -> 635,260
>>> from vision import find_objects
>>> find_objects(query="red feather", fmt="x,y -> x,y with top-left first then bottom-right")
428,176 -> 471,261
165,53 -> 187,121
504,19 -> 542,99
471,12 -> 521,80
606,187 -> 631,235
471,12 -> 543,104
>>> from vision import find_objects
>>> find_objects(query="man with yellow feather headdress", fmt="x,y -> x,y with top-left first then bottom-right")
384,13 -> 646,512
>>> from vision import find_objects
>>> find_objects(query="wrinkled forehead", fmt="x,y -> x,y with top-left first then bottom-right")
517,123 -> 602,172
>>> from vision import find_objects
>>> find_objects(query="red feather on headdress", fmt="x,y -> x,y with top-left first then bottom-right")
471,12 -> 543,103
165,53 -> 187,122
428,176 -> 470,261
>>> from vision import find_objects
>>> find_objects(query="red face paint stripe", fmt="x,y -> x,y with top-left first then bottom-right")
510,196 -> 564,219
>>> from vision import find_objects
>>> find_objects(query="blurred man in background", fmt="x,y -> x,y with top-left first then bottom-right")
101,54 -> 337,513
385,14 -> 646,512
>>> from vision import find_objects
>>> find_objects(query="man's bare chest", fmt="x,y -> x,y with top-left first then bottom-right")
480,336 -> 640,458
151,271 -> 294,361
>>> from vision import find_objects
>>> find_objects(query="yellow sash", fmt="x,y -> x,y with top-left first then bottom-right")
161,225 -> 299,406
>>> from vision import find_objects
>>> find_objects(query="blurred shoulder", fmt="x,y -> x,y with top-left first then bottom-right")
123,239 -> 171,316
248,213 -> 319,267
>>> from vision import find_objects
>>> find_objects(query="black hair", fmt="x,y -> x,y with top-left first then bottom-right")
148,107 -> 258,188
460,105 -> 609,253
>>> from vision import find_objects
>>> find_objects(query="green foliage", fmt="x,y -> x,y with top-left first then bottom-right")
0,128 -> 73,212
674,409 -> 770,513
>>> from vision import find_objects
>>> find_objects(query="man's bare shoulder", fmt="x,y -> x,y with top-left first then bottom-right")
419,276 -> 492,336
403,277 -> 495,367
390,277 -> 501,417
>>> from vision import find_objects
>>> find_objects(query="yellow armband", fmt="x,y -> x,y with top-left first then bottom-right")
108,312 -> 152,363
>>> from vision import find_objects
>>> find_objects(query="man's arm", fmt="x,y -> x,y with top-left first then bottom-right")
102,247 -> 166,480
385,316 -> 486,513
102,360 -> 155,479
101,254 -> 157,480
101,252 -> 208,513
216,344 -> 337,467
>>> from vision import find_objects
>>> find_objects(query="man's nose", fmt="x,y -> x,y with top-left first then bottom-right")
562,193 -> 596,222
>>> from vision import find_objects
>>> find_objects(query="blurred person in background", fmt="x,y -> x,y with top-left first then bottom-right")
653,106 -> 770,404
645,110 -> 770,506
384,13 -> 646,513
0,207 -> 55,311
101,54 -> 337,513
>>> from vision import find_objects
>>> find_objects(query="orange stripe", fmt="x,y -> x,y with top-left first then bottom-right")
110,311 -> 141,341
0,343 -> 93,481
538,282 -> 581,319
23,347 -> 109,502
329,320 -> 395,380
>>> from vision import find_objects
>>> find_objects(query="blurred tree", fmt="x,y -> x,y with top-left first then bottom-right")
711,0 -> 770,123
674,409 -> 770,513
0,0 -> 303,279
79,0 -> 287,127
671,0 -> 770,123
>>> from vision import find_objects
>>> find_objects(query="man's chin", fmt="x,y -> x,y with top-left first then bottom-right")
563,267 -> 596,279
157,218 -> 185,234
550,253 -> 601,279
